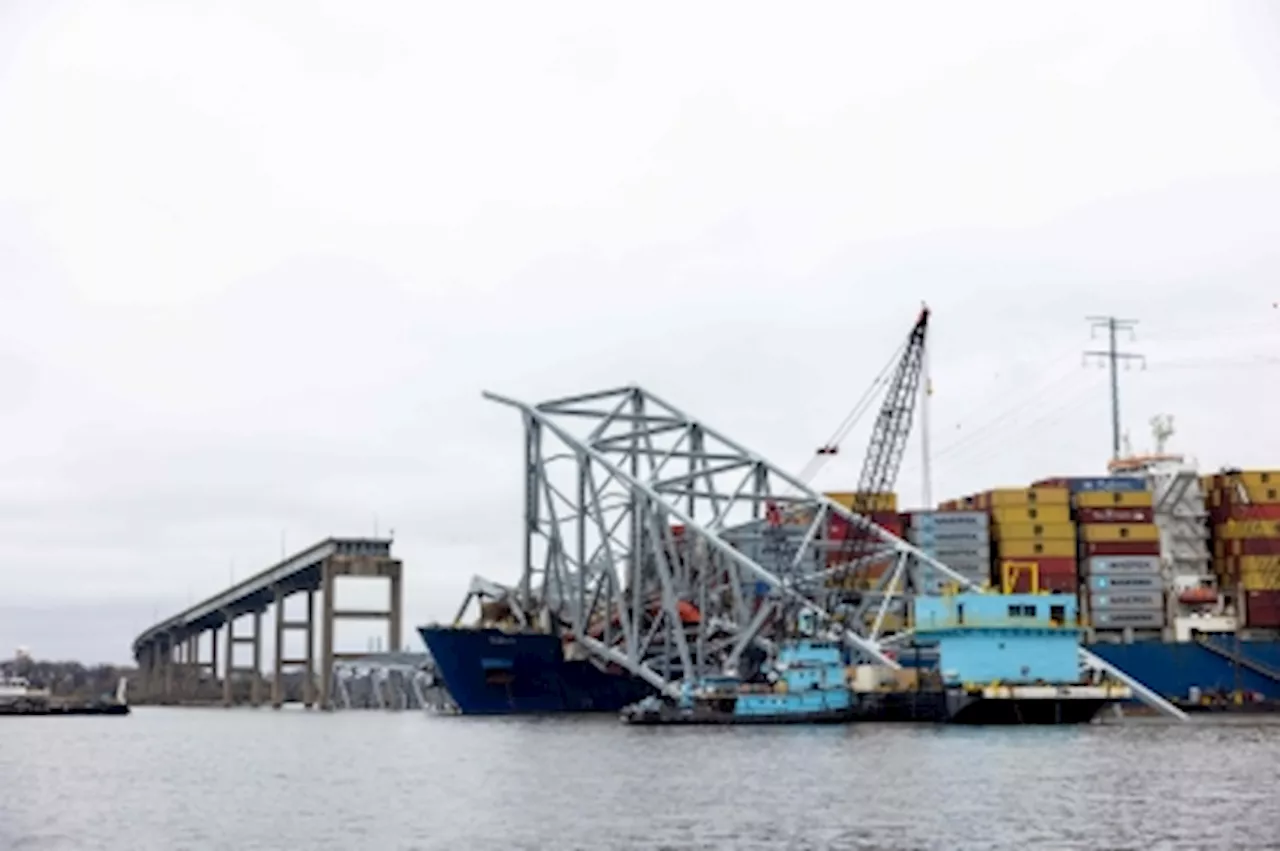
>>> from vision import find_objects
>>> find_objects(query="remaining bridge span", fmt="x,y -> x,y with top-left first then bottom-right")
131,537 -> 403,709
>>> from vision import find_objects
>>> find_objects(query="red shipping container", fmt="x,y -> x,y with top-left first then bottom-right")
1033,478 -> 1071,488
1222,538 -> 1280,557
1079,541 -> 1161,557
1245,590 -> 1280,628
1076,507 -> 1154,524
993,557 -> 1076,593
1211,504 -> 1280,522
1001,571 -> 1078,594
828,512 -> 903,541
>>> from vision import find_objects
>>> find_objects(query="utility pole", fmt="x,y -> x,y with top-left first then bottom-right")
1084,316 -> 1146,459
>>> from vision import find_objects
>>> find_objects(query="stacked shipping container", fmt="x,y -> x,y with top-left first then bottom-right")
973,487 -> 1077,593
1038,476 -> 1164,631
906,510 -> 990,593
1203,471 -> 1280,628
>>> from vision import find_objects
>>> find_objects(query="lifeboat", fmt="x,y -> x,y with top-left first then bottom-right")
1179,587 -> 1218,605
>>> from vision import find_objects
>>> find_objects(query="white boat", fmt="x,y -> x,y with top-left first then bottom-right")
0,675 -> 52,706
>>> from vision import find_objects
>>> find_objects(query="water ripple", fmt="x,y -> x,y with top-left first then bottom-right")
1,710 -> 1279,849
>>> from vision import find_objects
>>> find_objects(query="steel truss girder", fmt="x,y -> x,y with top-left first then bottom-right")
484,384 -> 981,697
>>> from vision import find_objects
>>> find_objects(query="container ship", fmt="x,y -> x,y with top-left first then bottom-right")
419,453 -> 1280,716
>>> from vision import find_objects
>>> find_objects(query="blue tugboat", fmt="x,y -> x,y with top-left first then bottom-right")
620,626 -> 855,725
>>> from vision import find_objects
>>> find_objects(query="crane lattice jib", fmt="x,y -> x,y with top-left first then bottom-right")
834,308 -> 929,574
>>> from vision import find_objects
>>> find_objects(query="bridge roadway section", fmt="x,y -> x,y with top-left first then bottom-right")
132,537 -> 403,709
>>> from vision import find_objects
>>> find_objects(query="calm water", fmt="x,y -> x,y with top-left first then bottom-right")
2,709 -> 1280,850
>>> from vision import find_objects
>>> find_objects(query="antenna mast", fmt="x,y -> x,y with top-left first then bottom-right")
1084,316 -> 1146,460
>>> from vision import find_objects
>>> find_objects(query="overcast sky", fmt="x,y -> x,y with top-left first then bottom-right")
1,1 -> 1277,663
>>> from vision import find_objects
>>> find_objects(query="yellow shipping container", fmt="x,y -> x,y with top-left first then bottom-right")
1078,523 -> 1160,543
1205,471 -> 1280,491
1210,484 -> 1280,507
994,539 -> 1076,558
1074,491 -> 1154,508
1235,556 -> 1280,574
978,488 -> 1069,508
1217,520 -> 1280,540
1241,571 -> 1280,591
825,491 -> 897,512
990,505 -> 1071,524
990,521 -> 1076,540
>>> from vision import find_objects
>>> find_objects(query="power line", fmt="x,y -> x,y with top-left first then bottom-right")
1083,316 -> 1146,460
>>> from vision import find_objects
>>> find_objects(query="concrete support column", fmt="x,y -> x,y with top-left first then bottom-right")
320,559 -> 335,710
163,636 -> 173,702
209,625 -> 219,689
250,609 -> 263,707
390,569 -> 403,653
303,589 -> 316,708
223,615 -> 234,707
272,586 -> 286,709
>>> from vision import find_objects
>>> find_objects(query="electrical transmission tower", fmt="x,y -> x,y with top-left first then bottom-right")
1084,316 -> 1146,459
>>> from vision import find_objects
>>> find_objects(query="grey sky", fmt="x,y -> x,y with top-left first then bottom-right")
1,2 -> 1277,663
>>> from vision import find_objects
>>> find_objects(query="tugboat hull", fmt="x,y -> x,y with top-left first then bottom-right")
621,701 -> 854,726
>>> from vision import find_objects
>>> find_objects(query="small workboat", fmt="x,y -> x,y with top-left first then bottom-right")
620,638 -> 854,725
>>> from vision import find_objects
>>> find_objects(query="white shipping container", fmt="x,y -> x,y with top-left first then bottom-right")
1089,591 -> 1164,610
1083,556 -> 1162,576
1091,609 -> 1166,629
912,511 -> 989,530
909,528 -> 989,546
1087,574 -> 1162,592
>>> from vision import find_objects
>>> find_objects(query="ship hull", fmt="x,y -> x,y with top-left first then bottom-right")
1086,637 -> 1280,702
418,626 -> 654,715
418,625 -> 1280,716
945,696 -> 1112,725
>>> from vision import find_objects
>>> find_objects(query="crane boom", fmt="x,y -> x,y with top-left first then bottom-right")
856,306 -> 929,500
831,307 -> 929,579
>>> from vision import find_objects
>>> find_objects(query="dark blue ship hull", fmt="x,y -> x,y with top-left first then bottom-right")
1086,637 -> 1280,702
418,626 -> 655,715
418,624 -> 1280,715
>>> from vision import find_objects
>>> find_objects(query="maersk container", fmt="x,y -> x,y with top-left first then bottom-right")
1088,574 -> 1162,592
908,528 -> 988,546
1090,609 -> 1165,629
930,546 -> 991,564
1089,592 -> 1164,610
910,511 -> 989,530
929,555 -> 990,574
1083,556 -> 1162,576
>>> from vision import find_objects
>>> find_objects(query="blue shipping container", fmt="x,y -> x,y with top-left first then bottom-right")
1066,476 -> 1148,494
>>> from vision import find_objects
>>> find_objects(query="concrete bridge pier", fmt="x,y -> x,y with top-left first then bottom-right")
223,608 -> 264,707
272,586 -> 318,709
319,550 -> 404,710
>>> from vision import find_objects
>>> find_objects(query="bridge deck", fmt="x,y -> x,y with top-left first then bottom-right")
131,537 -> 392,655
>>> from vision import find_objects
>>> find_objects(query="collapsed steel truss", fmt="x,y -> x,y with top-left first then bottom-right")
483,385 -> 975,697
480,384 -> 1188,720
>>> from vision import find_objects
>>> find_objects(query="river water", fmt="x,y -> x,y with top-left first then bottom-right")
2,709 -> 1279,850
